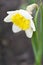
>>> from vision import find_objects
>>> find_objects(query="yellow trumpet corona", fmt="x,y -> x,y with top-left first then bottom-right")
11,13 -> 30,30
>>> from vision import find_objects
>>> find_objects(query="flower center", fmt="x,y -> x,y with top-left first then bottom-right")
11,13 -> 30,30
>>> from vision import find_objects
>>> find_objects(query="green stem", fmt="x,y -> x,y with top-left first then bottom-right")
34,48 -> 42,65
35,57 -> 41,65
35,61 -> 41,65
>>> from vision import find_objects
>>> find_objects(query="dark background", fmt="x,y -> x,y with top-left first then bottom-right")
0,0 -> 43,65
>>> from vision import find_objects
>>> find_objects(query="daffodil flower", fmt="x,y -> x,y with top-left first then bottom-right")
4,3 -> 38,38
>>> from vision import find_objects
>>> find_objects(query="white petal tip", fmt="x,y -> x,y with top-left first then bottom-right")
4,18 -> 7,22
12,24 -> 21,33
32,27 -> 36,31
34,28 -> 36,31
25,29 -> 33,38
26,34 -> 32,38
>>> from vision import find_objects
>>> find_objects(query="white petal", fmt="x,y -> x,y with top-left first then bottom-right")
30,19 -> 36,31
12,24 -> 21,33
4,14 -> 12,22
7,10 -> 19,14
7,9 -> 33,20
19,9 -> 33,19
7,11 -> 15,14
25,28 -> 33,38
4,10 -> 19,22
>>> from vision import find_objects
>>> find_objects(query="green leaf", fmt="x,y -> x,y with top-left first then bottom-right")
32,3 -> 43,65
33,3 -> 43,64
40,3 -> 43,46
39,3 -> 43,58
31,7 -> 40,57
